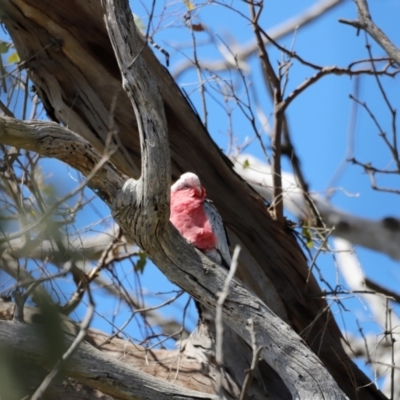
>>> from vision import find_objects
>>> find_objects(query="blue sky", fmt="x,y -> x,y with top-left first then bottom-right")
1,0 -> 400,388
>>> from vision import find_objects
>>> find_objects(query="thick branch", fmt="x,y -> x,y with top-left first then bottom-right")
102,0 -> 170,243
0,116 -> 125,207
0,320 -> 217,400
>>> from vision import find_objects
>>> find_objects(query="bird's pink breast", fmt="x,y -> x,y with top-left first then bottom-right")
170,191 -> 216,250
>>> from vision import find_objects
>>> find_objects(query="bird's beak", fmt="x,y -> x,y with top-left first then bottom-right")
196,185 -> 206,198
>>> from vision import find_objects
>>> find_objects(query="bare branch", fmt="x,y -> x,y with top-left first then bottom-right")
364,279 -> 400,305
239,319 -> 263,400
173,0 -> 344,79
0,320 -> 218,400
234,154 -> 400,261
215,245 -> 240,398
281,64 -> 399,114
249,2 -> 284,223
0,117 -> 125,207
339,0 -> 400,66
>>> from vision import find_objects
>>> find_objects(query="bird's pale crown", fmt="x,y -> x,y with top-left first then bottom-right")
171,172 -> 203,197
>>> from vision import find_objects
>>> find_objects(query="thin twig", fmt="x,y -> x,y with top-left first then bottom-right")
249,2 -> 284,223
365,278 -> 400,305
215,245 -> 241,399
30,286 -> 95,399
387,302 -> 395,400
365,41 -> 400,171
306,227 -> 335,283
239,318 -> 262,400
100,290 -> 184,347
11,262 -> 73,322
0,134 -> 117,245
62,230 -> 124,315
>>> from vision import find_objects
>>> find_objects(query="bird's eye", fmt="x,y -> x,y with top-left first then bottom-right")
182,184 -> 190,189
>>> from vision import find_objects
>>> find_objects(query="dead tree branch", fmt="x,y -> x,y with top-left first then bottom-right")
339,0 -> 400,66
0,320 -> 217,400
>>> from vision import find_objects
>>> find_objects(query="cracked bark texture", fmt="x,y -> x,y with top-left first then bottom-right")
0,0 -> 388,399
0,302 -> 222,400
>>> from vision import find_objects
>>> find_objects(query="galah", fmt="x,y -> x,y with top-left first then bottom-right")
170,172 -> 231,268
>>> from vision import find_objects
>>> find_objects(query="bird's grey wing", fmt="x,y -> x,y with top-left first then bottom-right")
203,199 -> 231,267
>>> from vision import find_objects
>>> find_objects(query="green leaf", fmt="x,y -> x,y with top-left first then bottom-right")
302,226 -> 314,249
183,0 -> 195,10
0,41 -> 10,54
135,251 -> 147,274
42,183 -> 56,199
7,52 -> 20,64
243,159 -> 250,169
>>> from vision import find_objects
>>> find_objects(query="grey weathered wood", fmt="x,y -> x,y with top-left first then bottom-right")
0,320 -> 219,400
0,117 -> 125,205
0,301 -> 237,398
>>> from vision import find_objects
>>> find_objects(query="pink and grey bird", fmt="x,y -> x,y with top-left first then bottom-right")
170,172 -> 231,268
